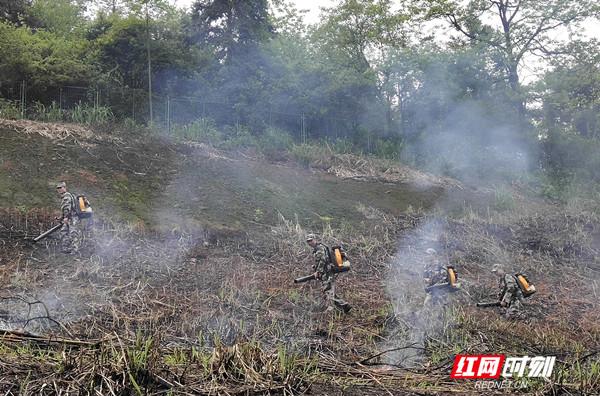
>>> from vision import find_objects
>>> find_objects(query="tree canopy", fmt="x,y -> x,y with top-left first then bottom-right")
1,0 -> 599,184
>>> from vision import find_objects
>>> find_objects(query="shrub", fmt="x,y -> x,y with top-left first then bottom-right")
493,186 -> 516,211
69,102 -> 113,124
220,123 -> 256,149
32,101 -> 63,122
257,127 -> 294,157
289,143 -> 332,168
373,137 -> 402,160
171,118 -> 222,144
0,98 -> 21,119
328,137 -> 355,155
542,130 -> 600,183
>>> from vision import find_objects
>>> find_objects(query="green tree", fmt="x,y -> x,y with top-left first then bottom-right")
0,0 -> 36,26
424,0 -> 600,115
29,0 -> 87,36
537,39 -> 600,139
317,0 -> 407,74
189,0 -> 273,62
97,0 -> 125,14
311,0 -> 412,135
90,3 -> 198,119
185,0 -> 275,128
0,21 -> 93,98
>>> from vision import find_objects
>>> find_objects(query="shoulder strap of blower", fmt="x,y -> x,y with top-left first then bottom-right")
322,244 -> 333,264
67,192 -> 92,218
324,244 -> 345,265
67,192 -> 78,215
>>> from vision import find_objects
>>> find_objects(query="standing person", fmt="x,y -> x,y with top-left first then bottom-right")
55,181 -> 79,254
306,233 -> 351,314
492,264 -> 524,319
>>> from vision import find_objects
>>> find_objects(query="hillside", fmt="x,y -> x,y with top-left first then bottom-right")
0,120 -> 599,395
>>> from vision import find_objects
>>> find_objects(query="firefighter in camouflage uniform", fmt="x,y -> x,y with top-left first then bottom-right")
492,264 -> 524,318
306,234 -> 351,314
55,181 -> 80,253
423,248 -> 451,307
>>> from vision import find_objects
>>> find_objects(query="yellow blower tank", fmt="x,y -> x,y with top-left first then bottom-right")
333,248 -> 343,266
330,246 -> 350,273
75,194 -> 93,218
78,196 -> 86,212
516,274 -> 536,297
447,267 -> 457,287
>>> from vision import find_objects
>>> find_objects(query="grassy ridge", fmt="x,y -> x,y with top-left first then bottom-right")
0,120 -> 599,394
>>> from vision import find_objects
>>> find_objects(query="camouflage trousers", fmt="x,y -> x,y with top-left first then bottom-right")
60,222 -> 81,253
423,292 -> 447,308
321,276 -> 351,313
504,294 -> 524,319
422,292 -> 450,338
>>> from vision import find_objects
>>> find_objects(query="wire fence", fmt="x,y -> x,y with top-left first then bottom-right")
0,80 -> 360,144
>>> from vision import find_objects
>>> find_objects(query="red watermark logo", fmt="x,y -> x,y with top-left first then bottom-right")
451,354 -> 556,380
451,355 -> 505,379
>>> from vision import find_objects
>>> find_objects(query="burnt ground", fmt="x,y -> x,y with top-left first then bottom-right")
0,120 -> 599,395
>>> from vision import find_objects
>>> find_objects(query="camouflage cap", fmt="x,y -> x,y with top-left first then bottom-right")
56,181 -> 66,189
305,233 -> 317,241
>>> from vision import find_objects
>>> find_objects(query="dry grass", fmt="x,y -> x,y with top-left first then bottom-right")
291,142 -> 462,190
0,119 -> 122,146
1,154 -> 599,394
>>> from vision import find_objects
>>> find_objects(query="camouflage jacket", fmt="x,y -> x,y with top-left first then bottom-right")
312,243 -> 331,275
60,192 -> 76,220
424,265 -> 448,288
499,274 -> 522,303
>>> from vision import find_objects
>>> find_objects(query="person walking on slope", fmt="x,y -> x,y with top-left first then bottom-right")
306,233 -> 351,314
55,181 -> 80,254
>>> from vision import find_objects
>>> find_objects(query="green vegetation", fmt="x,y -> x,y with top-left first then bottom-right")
0,0 -> 598,201
1,2 -> 600,393
0,98 -> 21,119
171,118 -> 221,143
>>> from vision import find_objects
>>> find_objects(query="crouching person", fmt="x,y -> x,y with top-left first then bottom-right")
492,264 -> 524,319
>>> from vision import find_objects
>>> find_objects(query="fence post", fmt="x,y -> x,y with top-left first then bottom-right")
20,80 -> 26,119
301,113 -> 306,144
166,95 -> 171,134
59,88 -> 63,111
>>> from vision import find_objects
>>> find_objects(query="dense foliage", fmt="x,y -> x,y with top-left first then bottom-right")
1,0 -> 599,191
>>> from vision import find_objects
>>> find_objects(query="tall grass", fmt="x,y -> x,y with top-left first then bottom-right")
256,127 -> 294,157
171,118 -> 222,144
69,102 -> 113,124
289,142 -> 332,168
31,101 -> 63,122
0,98 -> 21,119
28,101 -> 114,124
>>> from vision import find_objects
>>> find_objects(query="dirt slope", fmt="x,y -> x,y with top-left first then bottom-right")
0,120 -> 598,395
